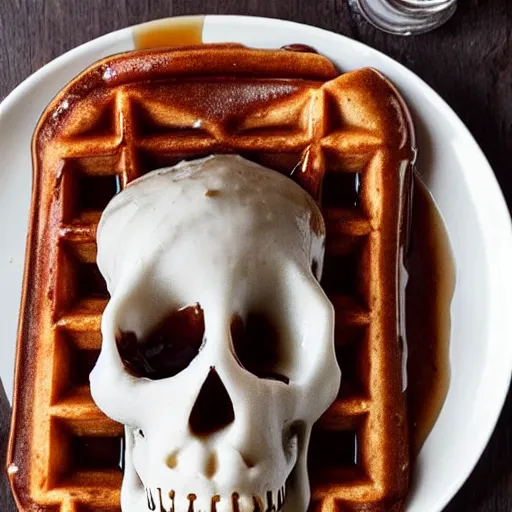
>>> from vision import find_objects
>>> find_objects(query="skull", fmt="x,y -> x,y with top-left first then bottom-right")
90,155 -> 341,512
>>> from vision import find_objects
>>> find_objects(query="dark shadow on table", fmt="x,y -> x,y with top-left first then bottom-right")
0,380 -> 16,510
443,387 -> 512,512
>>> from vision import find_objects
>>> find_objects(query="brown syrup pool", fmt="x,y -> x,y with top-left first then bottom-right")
134,16 -> 204,50
406,175 -> 455,457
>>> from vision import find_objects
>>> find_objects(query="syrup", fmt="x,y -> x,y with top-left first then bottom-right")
134,16 -> 204,50
406,176 -> 455,457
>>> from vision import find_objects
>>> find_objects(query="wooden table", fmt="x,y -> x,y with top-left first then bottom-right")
1,1 -> 511,511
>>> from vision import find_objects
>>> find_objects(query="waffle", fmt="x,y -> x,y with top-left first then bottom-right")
8,44 -> 415,512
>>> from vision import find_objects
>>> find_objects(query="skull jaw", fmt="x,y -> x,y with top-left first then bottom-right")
122,478 -> 298,512
121,433 -> 306,512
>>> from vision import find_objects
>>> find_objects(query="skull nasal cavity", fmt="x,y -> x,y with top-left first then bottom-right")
189,368 -> 235,437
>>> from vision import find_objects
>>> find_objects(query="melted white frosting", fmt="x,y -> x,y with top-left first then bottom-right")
97,155 -> 326,337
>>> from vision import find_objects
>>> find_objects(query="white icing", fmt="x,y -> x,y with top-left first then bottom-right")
91,155 -> 341,512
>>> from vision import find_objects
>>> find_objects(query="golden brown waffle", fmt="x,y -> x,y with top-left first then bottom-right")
8,44 -> 414,512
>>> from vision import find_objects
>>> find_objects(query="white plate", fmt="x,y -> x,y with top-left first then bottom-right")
1,15 -> 511,512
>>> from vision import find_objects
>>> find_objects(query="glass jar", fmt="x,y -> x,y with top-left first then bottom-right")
353,0 -> 457,35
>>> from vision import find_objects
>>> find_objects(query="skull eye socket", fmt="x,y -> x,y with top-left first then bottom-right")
231,313 -> 290,384
116,304 -> 205,380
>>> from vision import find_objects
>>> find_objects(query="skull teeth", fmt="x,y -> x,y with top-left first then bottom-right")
145,485 -> 286,512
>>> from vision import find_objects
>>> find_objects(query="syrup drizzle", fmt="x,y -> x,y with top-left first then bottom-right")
232,492 -> 240,512
146,487 -> 156,510
145,486 -> 287,511
406,176 -> 455,457
169,490 -> 176,512
253,496 -> 263,512
134,16 -> 204,50
188,493 -> 196,512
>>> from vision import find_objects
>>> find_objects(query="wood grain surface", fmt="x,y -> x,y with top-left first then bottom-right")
0,1 -> 511,511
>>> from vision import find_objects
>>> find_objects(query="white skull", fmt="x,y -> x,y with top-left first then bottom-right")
90,155 -> 341,512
